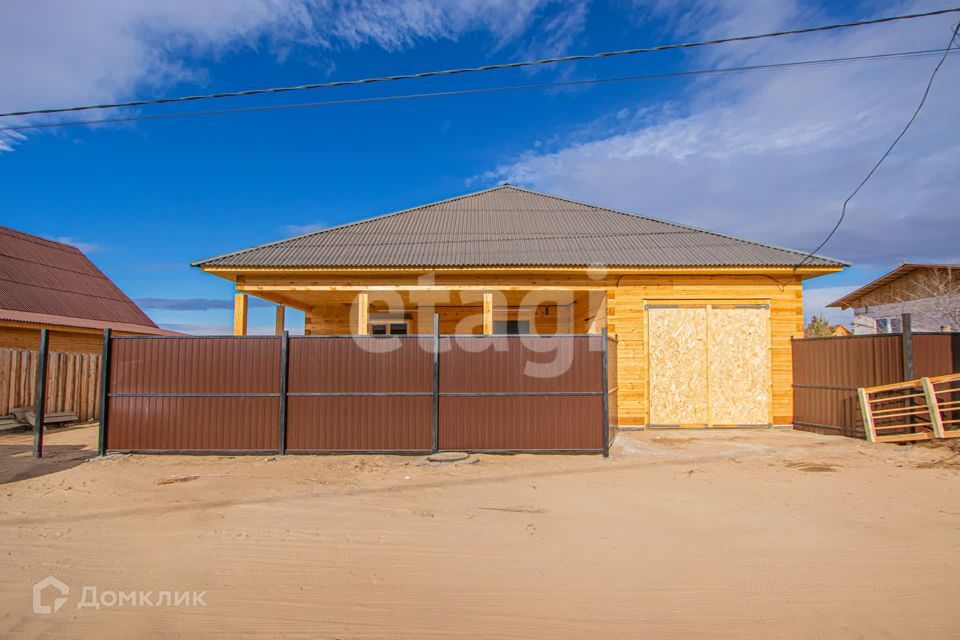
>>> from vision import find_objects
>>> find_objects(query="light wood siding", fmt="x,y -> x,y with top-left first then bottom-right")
257,270 -> 808,426
306,304 -> 564,335
607,275 -> 802,426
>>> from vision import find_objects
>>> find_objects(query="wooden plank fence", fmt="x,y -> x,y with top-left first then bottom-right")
0,348 -> 102,422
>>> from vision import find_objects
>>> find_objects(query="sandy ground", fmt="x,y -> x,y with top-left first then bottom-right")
1,425 -> 959,639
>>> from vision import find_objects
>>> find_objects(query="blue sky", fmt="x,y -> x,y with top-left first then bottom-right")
2,0 -> 958,333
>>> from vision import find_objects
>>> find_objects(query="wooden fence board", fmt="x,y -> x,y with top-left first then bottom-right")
0,348 -> 101,422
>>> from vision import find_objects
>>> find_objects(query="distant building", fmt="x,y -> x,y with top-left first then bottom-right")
828,263 -> 960,335
0,225 -> 177,352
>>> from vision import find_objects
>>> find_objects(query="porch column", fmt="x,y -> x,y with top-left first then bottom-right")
233,293 -> 248,336
483,292 -> 493,334
274,305 -> 286,336
357,292 -> 369,335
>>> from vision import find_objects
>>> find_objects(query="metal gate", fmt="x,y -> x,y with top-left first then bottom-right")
98,323 -> 616,456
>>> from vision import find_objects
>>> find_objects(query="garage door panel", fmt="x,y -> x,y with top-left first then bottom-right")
647,304 -> 771,428
709,308 -> 770,425
647,307 -> 708,425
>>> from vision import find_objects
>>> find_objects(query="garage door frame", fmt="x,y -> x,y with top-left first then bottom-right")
644,300 -> 773,428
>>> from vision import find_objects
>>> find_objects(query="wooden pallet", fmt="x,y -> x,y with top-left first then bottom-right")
858,373 -> 960,443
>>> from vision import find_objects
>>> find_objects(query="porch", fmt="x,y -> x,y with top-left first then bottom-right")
231,284 -> 610,337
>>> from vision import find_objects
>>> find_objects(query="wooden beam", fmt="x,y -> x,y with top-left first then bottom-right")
357,292 -> 369,335
239,284 -> 611,292
275,305 -> 285,336
233,293 -> 248,336
483,292 -> 493,334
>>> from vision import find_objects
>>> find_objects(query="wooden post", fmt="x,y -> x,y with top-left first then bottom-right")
483,292 -> 493,335
33,329 -> 49,458
275,305 -> 286,336
233,293 -> 248,336
357,292 -> 369,335
858,387 -> 876,443
922,377 -> 945,438
901,312 -> 913,381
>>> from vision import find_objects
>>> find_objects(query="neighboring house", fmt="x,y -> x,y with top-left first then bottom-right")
832,325 -> 852,336
828,263 -> 960,335
193,185 -> 845,428
0,225 -> 178,352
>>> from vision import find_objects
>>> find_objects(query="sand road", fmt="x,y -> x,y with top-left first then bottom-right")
2,425 -> 959,638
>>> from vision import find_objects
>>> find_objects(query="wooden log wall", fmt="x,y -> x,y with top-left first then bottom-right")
0,349 -> 102,422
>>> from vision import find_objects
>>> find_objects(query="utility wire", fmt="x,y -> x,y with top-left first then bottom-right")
1,7 -> 958,120
794,21 -> 960,269
1,49 -> 953,133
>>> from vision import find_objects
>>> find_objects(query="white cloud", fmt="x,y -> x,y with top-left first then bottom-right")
0,0 -> 586,150
51,236 -> 102,254
483,0 -> 960,267
280,221 -> 328,235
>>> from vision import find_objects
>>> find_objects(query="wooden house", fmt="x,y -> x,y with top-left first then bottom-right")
194,185 -> 844,428
828,263 -> 960,334
0,225 -> 177,353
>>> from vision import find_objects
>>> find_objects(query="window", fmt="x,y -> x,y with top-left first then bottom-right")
369,321 -> 409,336
875,316 -> 903,334
493,320 -> 530,335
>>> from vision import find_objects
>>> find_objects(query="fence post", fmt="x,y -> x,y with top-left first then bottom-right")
432,313 -> 440,453
98,328 -> 111,456
33,329 -> 49,458
901,313 -> 913,381
601,328 -> 610,457
278,331 -> 289,455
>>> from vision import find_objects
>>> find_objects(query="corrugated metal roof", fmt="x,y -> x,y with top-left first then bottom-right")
194,185 -> 847,269
0,225 -> 163,331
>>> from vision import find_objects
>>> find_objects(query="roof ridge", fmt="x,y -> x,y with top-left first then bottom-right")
498,184 -> 850,266
191,184 -> 515,267
0,225 -> 85,255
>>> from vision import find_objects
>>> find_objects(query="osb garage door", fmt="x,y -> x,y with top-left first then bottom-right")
647,304 -> 771,427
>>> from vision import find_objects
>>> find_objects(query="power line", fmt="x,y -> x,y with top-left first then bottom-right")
2,7 -> 958,120
1,48 -> 953,133
794,21 -> 960,269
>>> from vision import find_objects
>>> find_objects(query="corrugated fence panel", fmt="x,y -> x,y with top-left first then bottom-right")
439,336 -> 602,393
792,334 -> 960,438
286,337 -> 433,451
110,337 -> 280,395
440,396 -> 603,451
107,337 -> 280,452
914,334 -> 960,378
287,397 -> 432,451
108,397 -> 279,451
438,336 -> 604,451
287,337 -> 432,394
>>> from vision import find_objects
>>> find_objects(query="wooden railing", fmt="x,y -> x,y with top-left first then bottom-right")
858,373 -> 960,443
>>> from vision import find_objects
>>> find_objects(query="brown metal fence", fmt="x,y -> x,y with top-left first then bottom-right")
99,324 -> 614,456
792,332 -> 960,438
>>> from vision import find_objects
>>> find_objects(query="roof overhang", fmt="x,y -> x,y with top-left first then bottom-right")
0,309 -> 182,335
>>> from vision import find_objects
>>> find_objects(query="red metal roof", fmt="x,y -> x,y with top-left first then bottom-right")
0,225 -> 172,334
